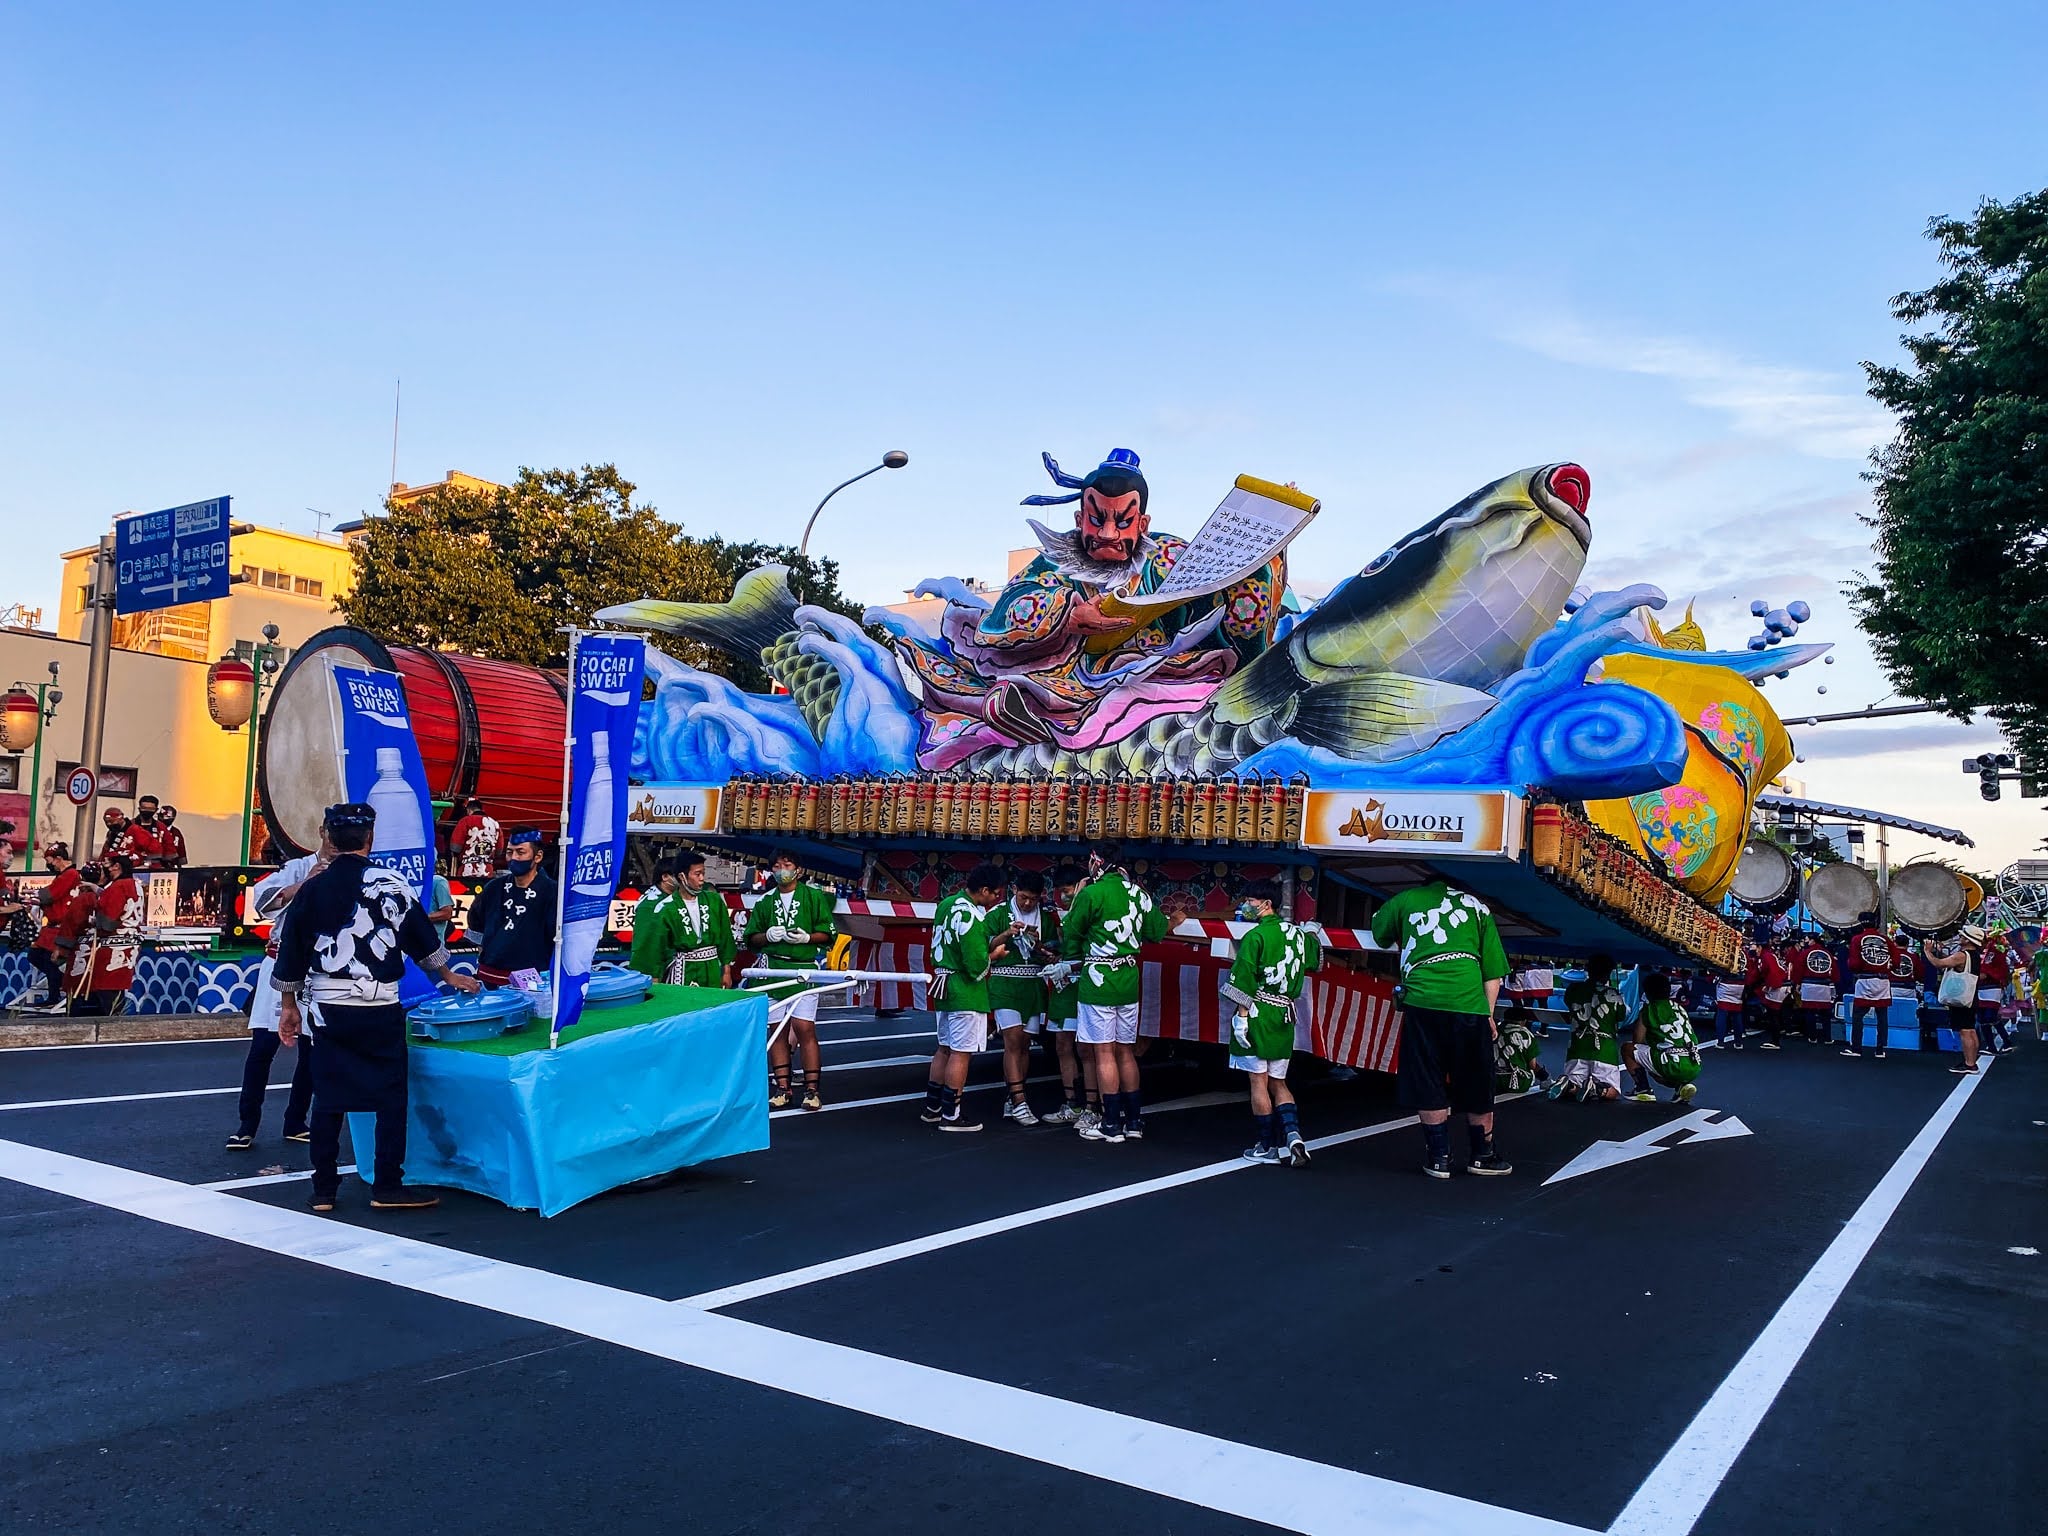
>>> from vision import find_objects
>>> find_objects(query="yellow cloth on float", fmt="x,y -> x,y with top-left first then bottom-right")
1586,654 -> 1793,905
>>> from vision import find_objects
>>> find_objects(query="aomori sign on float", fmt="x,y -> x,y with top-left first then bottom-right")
624,784 -> 725,833
1298,789 -> 1525,859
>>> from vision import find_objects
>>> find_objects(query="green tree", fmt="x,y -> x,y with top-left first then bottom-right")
341,465 -> 731,667
1851,191 -> 2048,761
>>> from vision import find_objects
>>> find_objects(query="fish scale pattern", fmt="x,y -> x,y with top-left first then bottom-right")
760,635 -> 841,739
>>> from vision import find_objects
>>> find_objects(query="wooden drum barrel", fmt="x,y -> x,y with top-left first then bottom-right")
257,626 -> 569,858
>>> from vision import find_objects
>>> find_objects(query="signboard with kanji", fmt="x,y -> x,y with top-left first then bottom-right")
114,496 -> 233,615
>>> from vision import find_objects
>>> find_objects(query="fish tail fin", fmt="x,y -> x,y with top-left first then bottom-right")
595,565 -> 800,659
1209,644 -> 1308,728
1289,673 -> 1497,762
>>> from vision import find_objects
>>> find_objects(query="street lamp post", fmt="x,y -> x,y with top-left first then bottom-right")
797,450 -> 909,559
1,663 -> 63,871
207,623 -> 282,864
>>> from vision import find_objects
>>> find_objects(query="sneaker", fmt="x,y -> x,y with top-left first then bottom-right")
1545,1080 -> 1567,1100
768,1089 -> 792,1111
1948,1062 -> 1978,1074
937,1115 -> 983,1133
1467,1152 -> 1513,1176
1078,1119 -> 1125,1144
1122,1117 -> 1145,1141
919,1105 -> 944,1124
224,1131 -> 255,1151
1042,1104 -> 1079,1125
1423,1153 -> 1453,1180
1074,1110 -> 1101,1136
1003,1100 -> 1040,1127
1629,1090 -> 1656,1102
1241,1143 -> 1282,1165
368,1189 -> 441,1211
1677,1082 -> 1697,1102
1760,1041 -> 1781,1051
283,1128 -> 311,1144
1286,1130 -> 1311,1168
801,1090 -> 823,1112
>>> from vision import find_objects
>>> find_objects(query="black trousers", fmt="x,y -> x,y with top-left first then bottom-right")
237,1028 -> 313,1136
307,1002 -> 410,1199
27,949 -> 68,1003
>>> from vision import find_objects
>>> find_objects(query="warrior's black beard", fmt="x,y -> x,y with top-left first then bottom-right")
1027,521 -> 1160,590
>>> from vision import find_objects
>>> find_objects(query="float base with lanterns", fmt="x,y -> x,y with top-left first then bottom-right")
348,983 -> 769,1217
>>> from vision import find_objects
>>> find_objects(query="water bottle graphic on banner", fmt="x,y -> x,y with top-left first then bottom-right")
559,729 -> 616,975
366,745 -> 430,893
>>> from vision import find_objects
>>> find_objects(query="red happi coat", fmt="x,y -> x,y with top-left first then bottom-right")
78,875 -> 144,992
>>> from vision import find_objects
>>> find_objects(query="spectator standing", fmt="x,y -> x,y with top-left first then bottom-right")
153,805 -> 189,870
1370,877 -> 1513,1178
448,796 -> 504,880
25,843 -> 79,1008
463,828 -> 558,986
224,833 -> 329,1150
1924,930 -> 1983,1074
426,865 -> 457,947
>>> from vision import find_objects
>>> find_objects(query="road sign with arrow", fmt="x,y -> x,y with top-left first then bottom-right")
1543,1108 -> 1752,1187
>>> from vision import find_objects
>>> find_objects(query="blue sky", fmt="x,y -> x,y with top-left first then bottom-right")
4,3 -> 2045,863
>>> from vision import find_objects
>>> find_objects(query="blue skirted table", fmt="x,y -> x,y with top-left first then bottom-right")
350,984 -> 768,1216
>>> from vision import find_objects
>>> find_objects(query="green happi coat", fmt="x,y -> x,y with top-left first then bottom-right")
1368,880 -> 1508,1015
1494,1013 -> 1545,1092
931,890 -> 997,1015
1639,997 -> 1701,1083
1060,870 -> 1168,1007
986,901 -> 1060,1022
1220,913 -> 1320,1062
668,888 -> 737,987
1563,979 -> 1627,1065
628,890 -> 681,981
743,881 -> 837,966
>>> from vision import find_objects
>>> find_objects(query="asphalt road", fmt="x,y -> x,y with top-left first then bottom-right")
2,1010 -> 2042,1535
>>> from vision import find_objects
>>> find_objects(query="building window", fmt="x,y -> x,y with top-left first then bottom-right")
259,568 -> 283,590
295,576 -> 322,598
76,584 -> 93,612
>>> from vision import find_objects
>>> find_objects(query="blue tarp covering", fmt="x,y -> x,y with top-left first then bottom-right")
350,991 -> 768,1216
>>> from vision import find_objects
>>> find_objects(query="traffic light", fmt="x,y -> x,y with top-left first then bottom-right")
1969,752 -> 2016,801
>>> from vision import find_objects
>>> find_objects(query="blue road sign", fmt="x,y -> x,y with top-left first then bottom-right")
114,496 -> 233,615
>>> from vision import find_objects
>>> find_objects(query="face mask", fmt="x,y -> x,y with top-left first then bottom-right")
508,855 -> 537,876
774,868 -> 798,886
1236,902 -> 1262,922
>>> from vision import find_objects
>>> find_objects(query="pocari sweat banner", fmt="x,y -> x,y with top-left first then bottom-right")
332,664 -> 440,1007
551,633 -> 646,1041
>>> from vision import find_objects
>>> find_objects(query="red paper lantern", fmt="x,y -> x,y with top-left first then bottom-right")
0,684 -> 39,753
206,655 -> 258,731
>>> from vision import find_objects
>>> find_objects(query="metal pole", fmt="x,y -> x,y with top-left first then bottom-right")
1876,823 -> 1890,926
1279,862 -> 1298,920
548,629 -> 581,1047
797,463 -> 887,559
25,681 -> 49,873
239,652 -> 266,864
72,533 -> 115,860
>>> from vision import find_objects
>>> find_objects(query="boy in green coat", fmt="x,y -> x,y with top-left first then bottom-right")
743,849 -> 839,1110
1038,864 -> 1089,1124
987,870 -> 1058,1127
1053,845 -> 1169,1144
1553,953 -> 1626,1102
1221,879 -> 1320,1167
667,851 -> 736,989
626,863 -> 681,982
922,863 -> 1011,1132
1629,971 -> 1700,1102
1493,1004 -> 1550,1095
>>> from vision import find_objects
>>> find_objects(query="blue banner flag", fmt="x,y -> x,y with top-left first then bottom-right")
332,664 -> 440,1007
551,633 -> 646,1044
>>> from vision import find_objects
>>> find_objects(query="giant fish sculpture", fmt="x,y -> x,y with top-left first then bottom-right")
599,462 -> 1594,778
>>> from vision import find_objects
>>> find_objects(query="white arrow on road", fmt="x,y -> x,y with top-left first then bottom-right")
1543,1107 -> 1752,1186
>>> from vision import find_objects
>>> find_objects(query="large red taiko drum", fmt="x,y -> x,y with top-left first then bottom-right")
257,626 -> 569,858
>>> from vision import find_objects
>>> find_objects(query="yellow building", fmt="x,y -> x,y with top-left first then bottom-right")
386,470 -> 503,509
57,526 -> 357,664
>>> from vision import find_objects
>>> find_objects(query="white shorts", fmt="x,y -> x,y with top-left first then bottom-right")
1562,1058 -> 1623,1092
1229,1053 -> 1290,1078
936,1010 -> 988,1052
781,988 -> 819,1024
1798,983 -> 1835,1006
993,1007 -> 1044,1035
1076,1001 -> 1140,1045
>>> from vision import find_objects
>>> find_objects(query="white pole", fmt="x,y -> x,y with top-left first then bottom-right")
548,629 -> 580,1048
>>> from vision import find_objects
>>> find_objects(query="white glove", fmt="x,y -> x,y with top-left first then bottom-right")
1230,1012 -> 1252,1051
762,925 -> 791,945
1042,960 -> 1075,990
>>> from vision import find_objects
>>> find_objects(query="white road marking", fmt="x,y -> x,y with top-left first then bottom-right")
0,1034 -> 249,1053
205,1163 -> 356,1191
1606,1060 -> 1993,1536
0,1137 -> 1592,1536
0,1083 -> 281,1113
2007,1246 -> 2039,1258
680,1109 -> 1428,1310
819,1031 -> 935,1046
1543,1110 -> 1752,1187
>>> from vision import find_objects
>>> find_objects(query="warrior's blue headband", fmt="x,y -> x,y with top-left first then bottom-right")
1020,448 -> 1144,508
